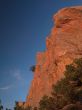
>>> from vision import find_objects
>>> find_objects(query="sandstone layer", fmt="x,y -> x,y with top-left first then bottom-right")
25,6 -> 82,107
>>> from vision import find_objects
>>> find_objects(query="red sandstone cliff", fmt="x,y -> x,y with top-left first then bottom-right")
25,6 -> 82,108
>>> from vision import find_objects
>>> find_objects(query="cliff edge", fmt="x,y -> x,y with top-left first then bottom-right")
25,6 -> 82,108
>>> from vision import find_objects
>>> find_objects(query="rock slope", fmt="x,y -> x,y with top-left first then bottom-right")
25,6 -> 82,108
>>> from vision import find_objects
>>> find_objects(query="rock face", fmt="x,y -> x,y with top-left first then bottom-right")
25,6 -> 82,108
61,103 -> 82,110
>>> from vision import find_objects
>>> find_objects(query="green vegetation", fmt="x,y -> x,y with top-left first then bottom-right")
14,101 -> 23,110
14,102 -> 32,110
30,65 -> 36,72
38,58 -> 82,110
39,95 -> 49,110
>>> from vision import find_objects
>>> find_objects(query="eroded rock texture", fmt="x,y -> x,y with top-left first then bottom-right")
25,6 -> 82,107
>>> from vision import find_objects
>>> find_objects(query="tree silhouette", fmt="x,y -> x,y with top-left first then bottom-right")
0,100 -> 3,110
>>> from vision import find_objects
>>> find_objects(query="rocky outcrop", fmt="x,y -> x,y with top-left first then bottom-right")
25,6 -> 82,108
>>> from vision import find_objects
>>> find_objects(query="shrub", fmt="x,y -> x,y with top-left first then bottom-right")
30,65 -> 36,72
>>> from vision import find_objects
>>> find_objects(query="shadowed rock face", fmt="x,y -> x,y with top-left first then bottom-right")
25,6 -> 82,108
61,103 -> 82,110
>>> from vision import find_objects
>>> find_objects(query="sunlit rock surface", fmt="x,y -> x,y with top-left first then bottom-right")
25,6 -> 82,108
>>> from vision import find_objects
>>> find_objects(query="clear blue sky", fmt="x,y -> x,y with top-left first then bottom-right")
0,0 -> 82,109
